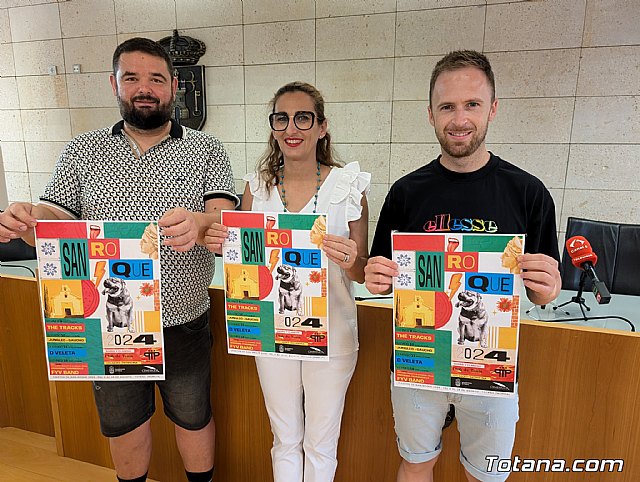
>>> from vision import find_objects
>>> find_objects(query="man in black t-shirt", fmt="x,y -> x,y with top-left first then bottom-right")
365,51 -> 561,482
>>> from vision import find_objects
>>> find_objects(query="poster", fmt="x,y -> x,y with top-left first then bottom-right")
35,220 -> 164,380
221,210 -> 329,360
392,233 -> 525,397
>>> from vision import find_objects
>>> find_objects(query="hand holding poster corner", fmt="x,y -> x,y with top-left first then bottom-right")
221,210 -> 329,360
35,220 -> 164,381
392,232 -> 525,397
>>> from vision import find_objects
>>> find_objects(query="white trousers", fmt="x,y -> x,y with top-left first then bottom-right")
255,352 -> 358,482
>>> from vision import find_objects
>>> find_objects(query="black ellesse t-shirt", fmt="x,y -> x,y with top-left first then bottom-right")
370,153 -> 560,263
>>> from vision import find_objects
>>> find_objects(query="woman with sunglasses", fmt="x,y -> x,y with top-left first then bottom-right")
205,81 -> 370,481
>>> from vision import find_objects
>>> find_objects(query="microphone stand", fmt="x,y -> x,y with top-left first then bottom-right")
553,271 -> 590,320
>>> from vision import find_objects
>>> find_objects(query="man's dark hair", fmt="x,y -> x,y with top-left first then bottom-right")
429,50 -> 495,106
112,37 -> 174,76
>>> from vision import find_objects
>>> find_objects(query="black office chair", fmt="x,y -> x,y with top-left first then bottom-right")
0,238 -> 37,276
612,224 -> 640,296
0,238 -> 37,262
560,217 -> 618,293
560,216 -> 640,297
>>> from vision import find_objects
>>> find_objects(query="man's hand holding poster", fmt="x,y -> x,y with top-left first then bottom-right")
222,211 -> 329,360
392,233 -> 525,397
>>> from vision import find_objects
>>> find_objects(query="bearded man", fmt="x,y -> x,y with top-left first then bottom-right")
0,38 -> 238,482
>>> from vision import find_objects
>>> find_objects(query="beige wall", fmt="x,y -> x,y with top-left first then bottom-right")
1,0 -> 639,245
0,147 -> 7,208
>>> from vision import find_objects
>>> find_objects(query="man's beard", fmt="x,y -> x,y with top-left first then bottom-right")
118,94 -> 173,130
436,121 -> 489,159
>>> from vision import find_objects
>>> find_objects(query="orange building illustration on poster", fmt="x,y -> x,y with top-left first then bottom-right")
401,295 -> 434,328
227,268 -> 260,299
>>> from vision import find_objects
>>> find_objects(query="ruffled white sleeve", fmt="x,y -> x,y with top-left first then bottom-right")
330,162 -> 371,223
242,172 -> 266,201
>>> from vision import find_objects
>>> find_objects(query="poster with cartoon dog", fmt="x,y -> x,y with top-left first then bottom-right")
392,233 -> 525,397
35,220 -> 164,380
221,211 -> 329,360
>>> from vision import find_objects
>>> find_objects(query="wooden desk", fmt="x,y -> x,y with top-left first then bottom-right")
1,277 -> 639,481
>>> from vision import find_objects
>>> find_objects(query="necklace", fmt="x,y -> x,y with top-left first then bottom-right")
123,131 -> 143,159
279,161 -> 321,213
122,127 -> 170,159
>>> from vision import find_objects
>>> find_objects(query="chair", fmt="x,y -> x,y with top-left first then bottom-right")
0,238 -> 37,277
0,238 -> 37,262
560,217 -> 617,293
612,224 -> 640,296
560,217 -> 640,296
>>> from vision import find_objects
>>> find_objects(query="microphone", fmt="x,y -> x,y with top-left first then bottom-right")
566,236 -> 611,304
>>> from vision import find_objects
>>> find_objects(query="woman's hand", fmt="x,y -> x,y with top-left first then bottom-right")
322,234 -> 358,269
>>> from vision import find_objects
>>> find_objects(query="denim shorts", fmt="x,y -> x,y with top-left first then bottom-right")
391,376 -> 519,482
93,310 -> 213,437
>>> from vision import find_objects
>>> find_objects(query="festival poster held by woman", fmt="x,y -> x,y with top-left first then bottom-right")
205,81 -> 370,482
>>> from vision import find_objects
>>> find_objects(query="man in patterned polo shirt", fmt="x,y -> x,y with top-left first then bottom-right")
0,38 -> 237,482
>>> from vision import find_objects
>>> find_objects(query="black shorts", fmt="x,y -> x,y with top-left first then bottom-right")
93,310 -> 212,437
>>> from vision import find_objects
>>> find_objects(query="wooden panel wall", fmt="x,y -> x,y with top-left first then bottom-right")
515,321 -> 640,481
0,275 -> 54,436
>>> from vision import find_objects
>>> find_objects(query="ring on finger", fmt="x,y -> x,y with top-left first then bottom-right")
343,253 -> 350,263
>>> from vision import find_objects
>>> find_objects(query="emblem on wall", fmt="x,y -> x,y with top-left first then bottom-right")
159,30 -> 207,131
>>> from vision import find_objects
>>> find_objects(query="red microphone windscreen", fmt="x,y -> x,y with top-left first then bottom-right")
566,235 -> 598,269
